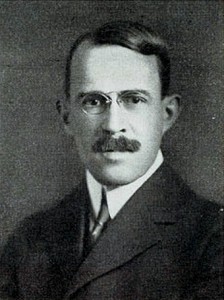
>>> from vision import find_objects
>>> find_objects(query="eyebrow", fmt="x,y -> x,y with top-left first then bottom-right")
77,89 -> 153,99
121,89 -> 152,98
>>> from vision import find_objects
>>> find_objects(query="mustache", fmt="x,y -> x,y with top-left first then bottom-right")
92,135 -> 141,153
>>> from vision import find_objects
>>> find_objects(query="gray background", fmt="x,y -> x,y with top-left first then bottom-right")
0,0 -> 223,247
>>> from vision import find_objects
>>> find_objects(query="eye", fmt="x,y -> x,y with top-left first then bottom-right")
130,96 -> 143,104
85,98 -> 101,106
122,94 -> 147,105
82,93 -> 107,107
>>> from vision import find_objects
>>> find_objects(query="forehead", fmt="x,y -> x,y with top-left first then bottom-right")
70,42 -> 161,93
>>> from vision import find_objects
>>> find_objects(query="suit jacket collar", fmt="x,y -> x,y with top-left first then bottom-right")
65,163 -> 183,299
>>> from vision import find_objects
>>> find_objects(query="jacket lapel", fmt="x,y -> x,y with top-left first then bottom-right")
65,163 -> 180,298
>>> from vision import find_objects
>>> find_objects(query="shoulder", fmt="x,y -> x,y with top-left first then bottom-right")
3,180 -> 89,253
160,163 -> 223,232
162,163 -> 222,210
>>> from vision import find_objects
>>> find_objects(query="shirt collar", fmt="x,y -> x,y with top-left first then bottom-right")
86,149 -> 164,219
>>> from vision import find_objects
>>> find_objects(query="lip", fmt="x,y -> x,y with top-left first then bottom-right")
97,151 -> 133,161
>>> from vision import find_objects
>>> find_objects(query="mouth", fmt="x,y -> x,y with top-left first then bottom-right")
102,148 -> 132,152
102,149 -> 133,153
96,150 -> 134,162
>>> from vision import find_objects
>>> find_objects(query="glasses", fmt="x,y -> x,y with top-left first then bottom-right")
79,90 -> 150,115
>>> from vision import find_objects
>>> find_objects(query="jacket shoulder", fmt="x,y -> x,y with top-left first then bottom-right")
0,182 -> 89,299
17,182 -> 89,244
163,164 -> 222,214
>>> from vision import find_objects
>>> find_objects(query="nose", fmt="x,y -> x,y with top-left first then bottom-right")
101,93 -> 126,134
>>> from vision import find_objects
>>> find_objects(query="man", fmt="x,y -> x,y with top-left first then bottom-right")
0,21 -> 223,300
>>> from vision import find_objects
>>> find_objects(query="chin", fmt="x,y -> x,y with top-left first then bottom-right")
90,166 -> 143,187
87,153 -> 152,187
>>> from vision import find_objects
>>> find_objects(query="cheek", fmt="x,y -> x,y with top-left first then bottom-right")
69,113 -> 99,145
133,111 -> 163,141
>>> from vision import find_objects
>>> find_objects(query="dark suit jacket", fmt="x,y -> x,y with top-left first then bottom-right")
0,164 -> 223,300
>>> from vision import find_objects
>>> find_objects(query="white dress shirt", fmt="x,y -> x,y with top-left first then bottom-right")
86,150 -> 164,224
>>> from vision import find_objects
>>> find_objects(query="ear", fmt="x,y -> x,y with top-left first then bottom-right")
56,99 -> 72,134
162,94 -> 181,134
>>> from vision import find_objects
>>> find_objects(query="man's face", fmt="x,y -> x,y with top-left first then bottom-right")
66,43 -> 172,187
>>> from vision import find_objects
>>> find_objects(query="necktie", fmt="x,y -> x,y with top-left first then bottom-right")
91,188 -> 110,242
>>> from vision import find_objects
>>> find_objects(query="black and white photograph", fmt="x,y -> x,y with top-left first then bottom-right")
0,1 -> 223,299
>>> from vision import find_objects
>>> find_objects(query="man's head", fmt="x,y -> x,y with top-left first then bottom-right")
59,21 -> 180,187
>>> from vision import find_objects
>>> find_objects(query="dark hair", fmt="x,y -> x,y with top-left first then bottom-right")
65,21 -> 170,100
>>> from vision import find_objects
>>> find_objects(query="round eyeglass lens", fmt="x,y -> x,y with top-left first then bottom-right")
82,93 -> 108,114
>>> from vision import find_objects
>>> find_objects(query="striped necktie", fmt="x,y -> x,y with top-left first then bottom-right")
91,188 -> 110,242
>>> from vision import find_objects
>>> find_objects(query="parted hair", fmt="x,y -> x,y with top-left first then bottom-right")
65,21 -> 171,101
